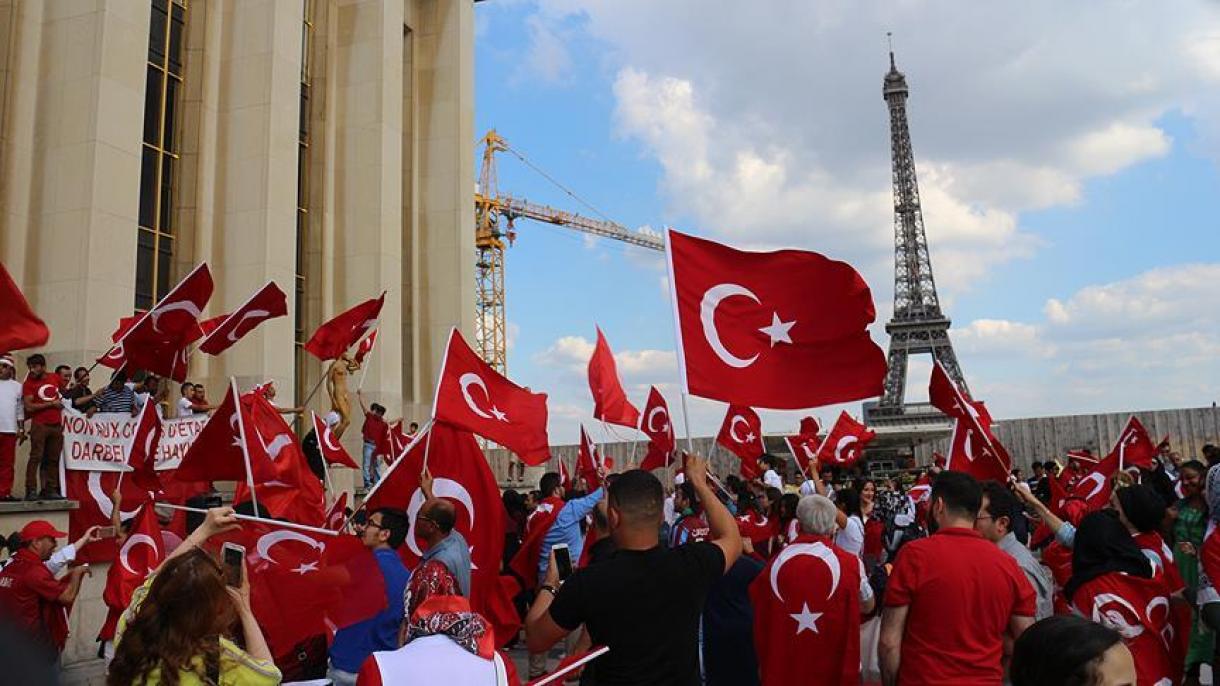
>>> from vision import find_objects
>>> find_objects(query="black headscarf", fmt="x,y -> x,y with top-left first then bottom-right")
1064,510 -> 1152,602
1116,484 -> 1166,533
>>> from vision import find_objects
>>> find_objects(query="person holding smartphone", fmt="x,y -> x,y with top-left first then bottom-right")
525,453 -> 743,685
108,507 -> 281,686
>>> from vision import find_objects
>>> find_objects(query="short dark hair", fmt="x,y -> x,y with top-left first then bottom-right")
370,403 -> 385,415
193,383 -> 204,390
180,382 -> 193,394
374,508 -> 409,549
1181,459 -> 1207,477
1031,462 -> 1044,471
1010,615 -> 1122,686
539,472 -> 562,497
54,364 -> 70,374
408,422 -> 419,431
1042,460 -> 1057,471
931,470 -> 982,518
608,469 -> 663,525
980,480 -> 1017,528
74,367 -> 89,379
27,354 -> 45,366
676,481 -> 697,507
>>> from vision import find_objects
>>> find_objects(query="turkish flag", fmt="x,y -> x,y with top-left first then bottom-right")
638,386 -> 676,472
433,327 -> 550,464
303,292 -> 384,361
1069,451 -> 1119,513
0,261 -> 50,352
576,425 -> 610,489
211,521 -> 386,658
815,411 -> 875,468
908,474 -> 932,504
799,416 -> 821,436
750,535 -> 863,686
587,327 -> 640,429
510,496 -> 566,591
197,281 -> 288,355
232,391 -> 325,526
324,492 -> 349,531
929,362 -> 1012,482
363,423 -> 510,641
175,380 -> 277,484
354,328 -> 378,365
312,411 -> 358,469
666,230 -> 885,409
125,400 -> 164,493
105,263 -> 213,381
386,420 -> 410,463
96,315 -> 141,371
102,502 -> 164,611
65,470 -> 155,563
784,433 -> 821,476
526,646 -> 611,686
1070,569 -> 1184,686
556,454 -> 571,490
1109,416 -> 1157,471
715,405 -> 763,478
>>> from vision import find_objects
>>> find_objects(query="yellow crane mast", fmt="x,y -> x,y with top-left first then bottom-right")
474,129 -> 665,373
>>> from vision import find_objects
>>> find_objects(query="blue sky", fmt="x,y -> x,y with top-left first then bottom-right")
474,1 -> 1220,444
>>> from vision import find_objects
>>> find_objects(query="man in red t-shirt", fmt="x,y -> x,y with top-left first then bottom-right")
0,520 -> 89,658
879,471 -> 1035,686
356,389 -> 388,490
21,354 -> 64,500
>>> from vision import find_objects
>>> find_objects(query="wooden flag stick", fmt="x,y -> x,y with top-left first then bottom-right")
230,378 -> 260,516
528,646 -> 611,686
342,418 -> 434,529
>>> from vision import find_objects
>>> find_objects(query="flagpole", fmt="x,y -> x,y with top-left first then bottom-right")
156,502 -> 339,537
190,279 -> 274,358
230,378 -> 260,516
343,418 -> 434,529
628,439 -> 639,468
421,423 -> 436,471
529,646 -> 611,686
300,360 -> 332,409
679,392 -> 695,453
322,463 -> 336,495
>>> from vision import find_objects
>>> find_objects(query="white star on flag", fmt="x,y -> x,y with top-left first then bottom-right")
292,561 -> 319,575
759,312 -> 795,346
490,406 -> 508,422
790,603 -> 822,635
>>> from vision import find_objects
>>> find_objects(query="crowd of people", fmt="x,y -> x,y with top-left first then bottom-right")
2,347 -> 1220,685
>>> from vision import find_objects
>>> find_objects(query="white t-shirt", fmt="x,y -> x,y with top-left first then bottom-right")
763,469 -> 783,489
0,379 -> 24,433
835,514 -> 866,557
362,635 -> 507,685
176,396 -> 194,418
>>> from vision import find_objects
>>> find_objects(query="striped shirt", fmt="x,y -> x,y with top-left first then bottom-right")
93,386 -> 136,414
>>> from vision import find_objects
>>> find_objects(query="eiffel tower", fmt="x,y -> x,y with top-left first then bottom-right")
868,47 -> 970,425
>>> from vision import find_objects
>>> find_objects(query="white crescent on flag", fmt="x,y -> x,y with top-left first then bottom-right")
404,478 -> 476,558
118,533 -> 159,576
834,435 -> 858,463
148,300 -> 203,334
728,415 -> 751,444
769,541 -> 840,604
459,373 -> 494,420
256,529 -> 326,565
226,309 -> 271,342
700,283 -> 761,369
647,406 -> 670,434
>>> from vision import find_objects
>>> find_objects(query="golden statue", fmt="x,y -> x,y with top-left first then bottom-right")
326,354 -> 361,437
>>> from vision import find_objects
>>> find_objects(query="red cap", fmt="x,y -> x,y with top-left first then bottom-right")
20,520 -> 67,541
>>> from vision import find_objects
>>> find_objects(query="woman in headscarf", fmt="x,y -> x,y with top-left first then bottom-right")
1112,483 -> 1186,594
1066,511 -> 1182,686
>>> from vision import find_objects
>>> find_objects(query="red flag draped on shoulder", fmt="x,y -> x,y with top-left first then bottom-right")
433,327 -> 550,464
175,380 -> 276,484
814,411 -> 875,468
510,494 -> 567,590
665,230 -> 886,409
197,281 -> 288,355
233,390 -> 325,526
716,405 -> 764,479
312,411 -> 359,469
928,362 -> 1011,483
1110,416 -> 1157,471
363,423 -> 518,644
639,386 -> 677,472
0,261 -> 50,351
125,400 -> 164,493
303,292 -> 384,361
102,502 -> 164,612
102,263 -> 213,381
587,327 -> 640,429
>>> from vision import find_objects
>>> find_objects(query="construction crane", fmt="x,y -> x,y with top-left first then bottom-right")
474,129 -> 665,373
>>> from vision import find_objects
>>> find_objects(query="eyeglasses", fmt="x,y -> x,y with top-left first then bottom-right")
359,519 -> 384,531
974,514 -> 995,523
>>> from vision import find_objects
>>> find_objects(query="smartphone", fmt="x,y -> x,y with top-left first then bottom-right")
221,543 -> 245,587
96,526 -> 116,538
553,543 -> 573,581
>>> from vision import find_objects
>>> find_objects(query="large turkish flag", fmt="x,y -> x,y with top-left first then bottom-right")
587,327 -> 640,429
814,411 -> 876,468
433,327 -> 550,464
232,390 -> 325,526
303,293 -> 384,361
929,361 -> 1012,482
104,263 -> 213,381
666,230 -> 886,409
174,380 -> 277,484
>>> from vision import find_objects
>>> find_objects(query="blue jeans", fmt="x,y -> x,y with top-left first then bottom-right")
362,441 -> 378,490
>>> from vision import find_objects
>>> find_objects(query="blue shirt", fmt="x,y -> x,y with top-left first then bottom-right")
329,547 -> 410,673
537,488 -> 604,580
420,529 -> 472,597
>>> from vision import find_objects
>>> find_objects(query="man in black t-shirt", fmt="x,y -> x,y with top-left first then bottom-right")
525,455 -> 742,685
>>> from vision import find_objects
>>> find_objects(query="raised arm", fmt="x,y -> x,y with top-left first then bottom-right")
686,453 -> 742,573
356,388 -> 370,415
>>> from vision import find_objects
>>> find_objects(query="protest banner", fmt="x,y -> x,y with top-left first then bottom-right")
61,410 -> 207,472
